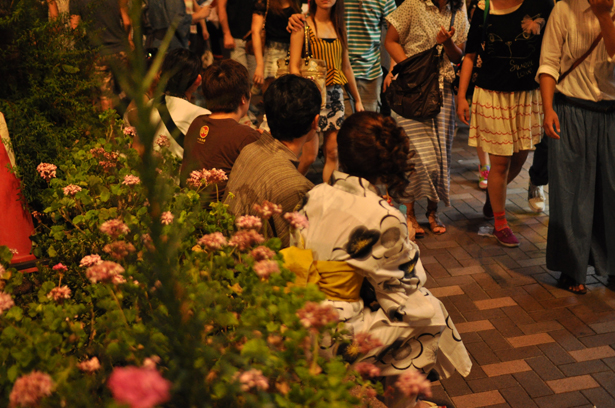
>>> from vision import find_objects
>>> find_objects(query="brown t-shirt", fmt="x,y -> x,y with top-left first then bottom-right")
180,116 -> 261,196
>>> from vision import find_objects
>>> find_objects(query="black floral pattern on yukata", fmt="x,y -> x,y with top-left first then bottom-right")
344,226 -> 381,260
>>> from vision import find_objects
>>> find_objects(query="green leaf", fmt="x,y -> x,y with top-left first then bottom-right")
241,338 -> 270,360
61,64 -> 80,73
100,187 -> 111,202
73,215 -> 84,225
7,365 -> 18,382
4,306 -> 23,322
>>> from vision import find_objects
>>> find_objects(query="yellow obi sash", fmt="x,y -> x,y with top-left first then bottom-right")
280,247 -> 364,302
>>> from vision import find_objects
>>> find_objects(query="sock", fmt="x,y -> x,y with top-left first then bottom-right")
494,211 -> 508,231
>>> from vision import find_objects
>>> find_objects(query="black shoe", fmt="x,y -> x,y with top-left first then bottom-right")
483,191 -> 494,220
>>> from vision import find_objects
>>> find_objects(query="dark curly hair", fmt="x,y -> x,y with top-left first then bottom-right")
337,112 -> 415,199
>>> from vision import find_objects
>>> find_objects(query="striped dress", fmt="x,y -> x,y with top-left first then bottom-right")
307,25 -> 347,87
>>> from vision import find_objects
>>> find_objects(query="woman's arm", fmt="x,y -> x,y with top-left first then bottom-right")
289,26 -> 305,75
540,74 -> 560,139
251,13 -> 266,85
436,26 -> 464,63
217,0 -> 236,49
455,52 -> 476,125
384,24 -> 407,64
342,48 -> 364,112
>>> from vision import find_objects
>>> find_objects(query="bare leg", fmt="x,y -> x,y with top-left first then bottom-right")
477,145 -> 490,168
487,154 -> 512,214
406,202 -> 424,239
298,135 -> 318,175
322,129 -> 338,183
426,199 -> 446,234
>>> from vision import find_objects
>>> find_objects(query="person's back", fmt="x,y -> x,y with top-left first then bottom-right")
180,60 -> 261,196
70,0 -> 127,56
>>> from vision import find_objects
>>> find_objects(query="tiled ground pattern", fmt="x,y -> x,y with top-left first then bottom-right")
414,128 -> 615,408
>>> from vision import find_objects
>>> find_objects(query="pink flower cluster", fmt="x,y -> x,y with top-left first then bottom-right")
186,168 -> 228,188
155,135 -> 171,148
253,260 -> 280,279
52,263 -> 68,272
160,211 -> 174,225
108,366 -> 171,408
9,371 -> 54,408
80,254 -> 102,267
296,302 -> 339,329
0,292 -> 15,315
100,219 -> 130,238
355,362 -> 381,379
36,163 -> 57,182
47,286 -> 71,301
238,369 -> 269,392
103,241 -> 136,260
78,357 -> 101,372
228,230 -> 265,251
63,184 -> 82,196
250,246 -> 275,261
197,232 -> 228,250
236,215 -> 262,230
90,147 -> 120,171
353,332 -> 383,354
123,126 -> 136,136
122,174 -> 141,186
86,261 -> 125,284
395,370 -> 432,399
253,200 -> 282,219
283,212 -> 309,230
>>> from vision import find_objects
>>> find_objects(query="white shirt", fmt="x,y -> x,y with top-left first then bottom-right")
149,96 -> 210,158
536,0 -> 615,102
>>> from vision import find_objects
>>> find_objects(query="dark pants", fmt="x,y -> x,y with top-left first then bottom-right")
529,136 -> 548,186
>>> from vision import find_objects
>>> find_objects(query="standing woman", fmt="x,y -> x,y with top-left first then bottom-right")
456,0 -> 553,247
289,0 -> 364,181
384,0 -> 468,238
251,0 -> 302,93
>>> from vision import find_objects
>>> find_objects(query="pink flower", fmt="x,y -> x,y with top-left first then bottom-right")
155,135 -> 171,148
63,184 -> 82,196
122,174 -> 141,186
197,232 -> 228,250
0,292 -> 15,315
108,366 -> 171,408
100,219 -> 130,238
355,362 -> 381,379
186,168 -> 228,188
78,357 -> 101,372
47,286 -> 71,301
52,263 -> 68,272
395,371 -> 432,399
36,163 -> 57,182
143,356 -> 161,370
228,230 -> 265,251
252,201 -> 282,219
86,261 -> 125,284
250,246 -> 275,261
123,127 -> 136,136
238,369 -> 269,392
103,241 -> 136,260
236,215 -> 262,230
296,302 -> 339,329
206,168 -> 228,184
160,212 -> 174,225
9,371 -> 54,408
80,255 -> 102,267
186,170 -> 206,189
90,148 -> 120,171
253,260 -> 280,279
283,212 -> 309,230
353,332 -> 383,354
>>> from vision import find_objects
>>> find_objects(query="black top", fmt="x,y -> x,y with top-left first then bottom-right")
227,0 -> 255,39
466,0 -> 553,92
254,0 -> 300,44
70,0 -> 128,55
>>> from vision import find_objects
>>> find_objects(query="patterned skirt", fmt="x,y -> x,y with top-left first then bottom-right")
469,87 -> 543,156
318,84 -> 345,132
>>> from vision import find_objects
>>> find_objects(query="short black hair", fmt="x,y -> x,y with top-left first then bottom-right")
161,49 -> 202,97
201,60 -> 250,113
263,75 -> 321,142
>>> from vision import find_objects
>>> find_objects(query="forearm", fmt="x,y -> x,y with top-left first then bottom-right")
443,40 -> 464,64
289,30 -> 303,75
539,73 -> 557,112
217,0 -> 231,35
456,53 -> 476,99
251,15 -> 265,65
597,13 -> 615,58
384,24 -> 408,64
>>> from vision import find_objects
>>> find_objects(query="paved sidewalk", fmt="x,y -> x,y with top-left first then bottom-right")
418,127 -> 615,408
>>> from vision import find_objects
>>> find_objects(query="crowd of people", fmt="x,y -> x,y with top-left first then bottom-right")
48,0 -> 615,405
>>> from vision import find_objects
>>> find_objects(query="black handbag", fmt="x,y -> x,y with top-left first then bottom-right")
385,12 -> 456,120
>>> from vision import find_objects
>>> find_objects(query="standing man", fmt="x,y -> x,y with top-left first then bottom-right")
217,0 -> 256,78
147,0 -> 210,50
538,0 -> 615,293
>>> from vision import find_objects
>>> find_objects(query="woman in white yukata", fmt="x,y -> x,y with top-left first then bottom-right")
285,112 -> 471,408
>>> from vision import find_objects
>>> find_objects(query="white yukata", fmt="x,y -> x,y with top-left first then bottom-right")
292,171 -> 471,378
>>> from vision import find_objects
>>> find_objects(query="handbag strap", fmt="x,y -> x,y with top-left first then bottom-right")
303,17 -> 313,65
157,95 -> 185,148
482,0 -> 489,43
559,12 -> 615,84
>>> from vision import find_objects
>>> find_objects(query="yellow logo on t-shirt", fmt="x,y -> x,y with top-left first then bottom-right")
197,126 -> 209,144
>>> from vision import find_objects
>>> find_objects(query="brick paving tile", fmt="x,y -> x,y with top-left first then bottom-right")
456,320 -> 495,334
450,265 -> 487,276
440,372 -> 474,397
517,321 -> 564,335
481,360 -> 532,377
429,285 -> 465,297
479,330 -> 514,351
523,284 -> 555,301
557,314 -> 595,338
500,385 -> 539,408
451,390 -> 506,408
507,333 -> 555,348
448,246 -> 473,261
538,343 -> 577,365
579,332 -> 615,348
581,387 -> 615,407
604,356 -> 615,371
493,346 -> 544,362
526,356 -> 565,381
466,375 -> 517,393
436,275 -> 477,287
569,345 -> 615,362
462,309 -> 507,322
534,391 -> 591,408
423,241 -> 460,250
460,282 -> 491,301
559,360 -> 611,377
466,342 -> 502,365
461,331 -> 484,344
508,293 -> 544,312
546,375 -> 600,394
475,297 -> 518,310
451,294 -> 481,313
501,305 -> 536,325
424,262 -> 452,279
513,371 -> 553,398
548,329 -> 587,351
592,371 -> 615,399
490,317 -> 525,337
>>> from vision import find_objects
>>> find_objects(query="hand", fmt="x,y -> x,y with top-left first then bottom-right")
253,65 -> 264,86
436,26 -> 455,45
456,97 -> 470,126
194,4 -> 211,21
383,71 -> 395,92
223,32 -> 236,49
543,108 -> 561,139
589,0 -> 614,18
202,27 -> 210,41
287,13 -> 306,33
354,100 -> 365,112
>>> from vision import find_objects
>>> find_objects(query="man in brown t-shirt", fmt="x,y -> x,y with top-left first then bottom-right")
180,59 -> 261,196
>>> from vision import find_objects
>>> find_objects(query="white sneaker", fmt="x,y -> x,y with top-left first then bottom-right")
528,181 -> 545,212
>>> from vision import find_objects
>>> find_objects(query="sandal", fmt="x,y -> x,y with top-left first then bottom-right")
558,274 -> 587,295
406,207 -> 425,239
426,211 -> 446,235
